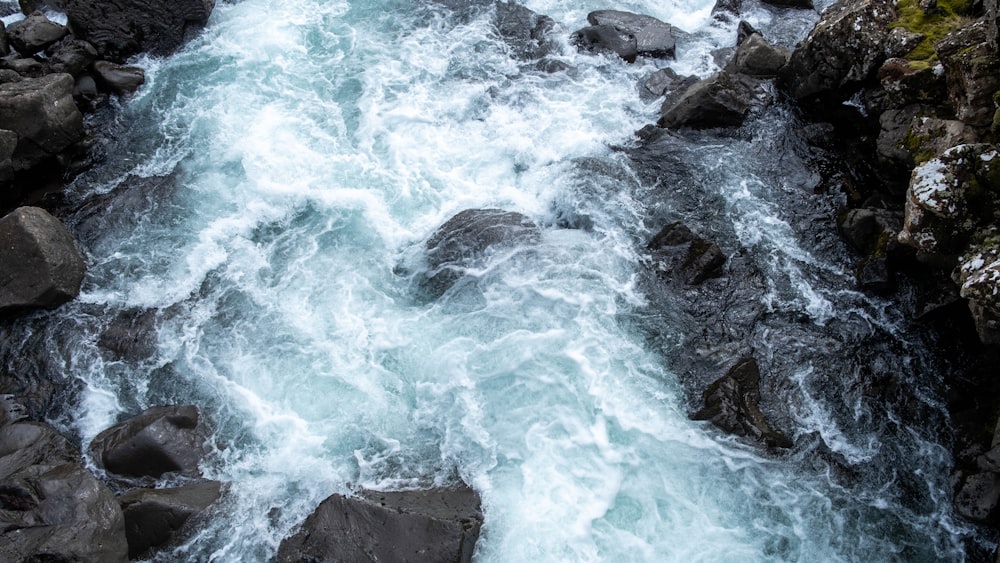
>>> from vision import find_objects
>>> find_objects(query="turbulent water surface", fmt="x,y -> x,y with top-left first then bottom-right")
0,0 -> 986,560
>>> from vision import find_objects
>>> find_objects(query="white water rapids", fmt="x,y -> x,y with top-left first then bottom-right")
0,0 -> 985,559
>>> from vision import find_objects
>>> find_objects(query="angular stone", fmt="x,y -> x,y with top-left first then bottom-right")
277,485 -> 482,563
692,358 -> 793,449
658,71 -> 762,129
92,60 -> 145,95
493,1 -> 556,61
936,21 -> 1000,130
0,73 -> 84,170
571,24 -> 638,62
587,10 -> 676,59
0,206 -> 86,314
119,480 -> 223,558
5,11 -> 68,56
45,36 -> 99,77
646,221 -> 726,285
727,33 -> 789,77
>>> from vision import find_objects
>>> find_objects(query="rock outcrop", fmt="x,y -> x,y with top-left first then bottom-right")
0,73 -> 83,173
657,71 -> 764,129
119,480 -> 224,558
572,9 -> 677,62
646,221 -> 727,285
277,485 -> 483,563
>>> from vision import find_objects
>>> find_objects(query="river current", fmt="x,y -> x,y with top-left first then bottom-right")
0,0 -> 985,560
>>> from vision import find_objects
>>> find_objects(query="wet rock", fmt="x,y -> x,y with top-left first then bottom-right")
88,405 -> 212,480
782,0 -> 896,101
0,73 -> 84,171
935,21 -> 1000,131
92,60 -> 145,95
62,0 -> 216,62
640,67 -> 697,103
0,129 -> 15,188
0,21 -> 8,56
98,307 -> 160,362
493,1 -> 557,61
586,10 -> 676,59
955,229 -> 1000,344
45,36 -> 99,77
119,480 -> 223,558
277,485 -> 482,563
0,56 -> 48,78
646,221 -> 726,285
5,11 -> 68,56
726,33 -> 790,77
736,21 -> 758,46
0,422 -> 128,563
658,71 -> 763,129
691,358 -> 794,449
420,208 -> 540,299
838,207 -> 903,291
0,394 -> 28,427
0,206 -> 86,314
955,471 -> 1000,523
571,24 -> 638,62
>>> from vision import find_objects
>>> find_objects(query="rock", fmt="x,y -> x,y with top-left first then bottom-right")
0,422 -> 128,563
45,36 -> 99,77
88,405 -> 212,480
646,221 -> 727,285
493,1 -> 556,61
420,208 -> 540,299
658,71 -> 763,129
98,307 -> 160,361
118,480 -> 223,558
0,70 -> 21,84
62,0 -> 216,62
875,104 -> 939,171
726,33 -> 790,77
901,116 -> 976,165
782,0 -> 896,100
0,206 -> 86,314
571,24 -> 638,62
955,471 -> 1000,522
955,228 -> 1000,344
0,57 -> 48,78
883,27 -> 926,59
691,358 -> 794,449
0,73 -> 84,171
736,21 -> 758,46
586,10 -> 676,59
5,11 -> 68,56
711,0 -> 743,18
987,0 -> 998,51
0,129 -> 15,188
936,21 -> 1000,131
0,21 -> 8,56
0,394 -> 28,427
277,485 -> 482,563
641,67 -> 697,103
837,207 -> 903,291
761,0 -> 814,7
92,60 -> 145,95
876,58 -> 946,108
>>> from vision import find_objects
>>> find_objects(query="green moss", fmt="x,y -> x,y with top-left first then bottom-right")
901,127 -> 938,164
890,0 -> 974,62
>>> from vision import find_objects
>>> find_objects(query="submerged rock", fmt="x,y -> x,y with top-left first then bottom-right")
493,1 -> 557,61
277,485 -> 482,563
0,206 -> 86,314
646,221 -> 726,285
119,480 -> 223,558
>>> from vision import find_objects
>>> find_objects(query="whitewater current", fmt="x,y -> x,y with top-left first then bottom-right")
0,0 -> 986,560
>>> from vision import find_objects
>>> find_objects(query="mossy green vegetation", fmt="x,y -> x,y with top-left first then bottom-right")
890,0 -> 974,61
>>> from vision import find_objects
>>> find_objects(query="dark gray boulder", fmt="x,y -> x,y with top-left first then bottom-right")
420,208 -> 540,299
692,358 -> 794,449
0,422 -> 128,563
92,60 -> 145,95
0,206 -> 86,314
640,67 -> 697,103
0,21 -> 8,56
571,24 -> 638,62
88,405 -> 212,480
45,36 -> 99,77
646,222 -> 726,285
277,485 -> 482,563
837,207 -> 903,292
936,21 -> 1000,131
760,0 -> 814,8
493,1 -> 557,61
726,33 -> 789,77
6,11 -> 68,56
658,71 -> 762,129
62,0 -> 215,62
119,480 -> 223,558
0,73 -> 84,171
586,10 -> 676,59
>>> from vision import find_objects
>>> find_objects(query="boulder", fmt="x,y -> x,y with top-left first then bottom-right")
62,0 -> 216,62
691,358 -> 794,449
0,57 -> 49,78
955,228 -> 1000,344
0,422 -> 128,563
640,67 -> 698,103
876,58 -> 946,108
0,73 -> 84,171
420,208 -> 540,298
92,60 -> 145,95
935,21 -> 1000,131
493,1 -> 557,61
0,129 -> 15,188
782,0 -> 896,100
0,206 -> 86,314
5,11 -> 68,56
586,10 -> 676,59
901,116 -> 975,165
277,485 -> 482,563
837,207 -> 903,292
0,70 -> 21,84
571,24 -> 638,62
657,71 -> 762,129
646,222 -> 726,285
726,33 -> 789,77
88,405 -> 212,480
118,480 -> 223,558
45,36 -> 99,77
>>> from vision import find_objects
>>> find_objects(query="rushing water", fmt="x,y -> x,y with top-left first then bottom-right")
0,0 -> 987,560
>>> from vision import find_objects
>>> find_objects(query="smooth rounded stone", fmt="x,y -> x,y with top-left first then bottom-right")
657,71 -> 762,129
420,208 -> 540,299
0,129 -> 15,187
571,24 -> 638,63
277,485 -> 483,563
0,73 -> 83,171
5,11 -> 68,56
691,358 -> 794,449
62,0 -> 216,62
0,56 -> 48,78
45,36 -> 99,77
726,33 -> 789,77
0,422 -> 128,563
646,221 -> 726,285
0,206 -> 86,314
586,9 -> 676,59
0,69 -> 20,84
493,1 -> 557,61
781,0 -> 896,101
92,59 -> 146,95
118,480 -> 223,558
88,405 -> 212,480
